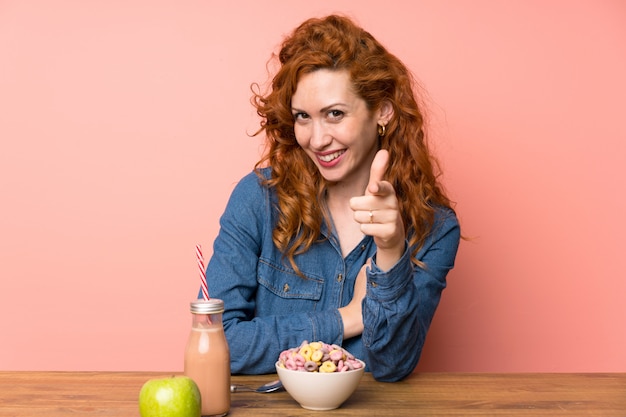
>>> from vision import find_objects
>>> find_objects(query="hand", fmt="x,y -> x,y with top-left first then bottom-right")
338,260 -> 369,339
350,150 -> 405,270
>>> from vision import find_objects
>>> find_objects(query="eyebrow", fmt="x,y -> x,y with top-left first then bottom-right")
291,102 -> 347,114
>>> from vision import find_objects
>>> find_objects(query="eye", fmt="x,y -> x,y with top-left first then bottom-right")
327,109 -> 344,121
292,111 -> 309,121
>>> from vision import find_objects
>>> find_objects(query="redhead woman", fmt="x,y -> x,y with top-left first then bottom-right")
202,14 -> 460,382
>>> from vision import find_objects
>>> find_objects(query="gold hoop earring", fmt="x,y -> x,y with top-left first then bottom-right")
377,123 -> 386,137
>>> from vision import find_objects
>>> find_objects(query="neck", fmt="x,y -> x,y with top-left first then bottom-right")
325,176 -> 368,207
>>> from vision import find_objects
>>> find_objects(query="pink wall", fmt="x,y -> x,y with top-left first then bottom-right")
1,1 -> 624,372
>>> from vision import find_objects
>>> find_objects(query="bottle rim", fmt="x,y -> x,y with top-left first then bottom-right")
190,299 -> 224,314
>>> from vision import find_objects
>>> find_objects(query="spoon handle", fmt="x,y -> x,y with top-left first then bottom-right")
230,380 -> 284,393
230,384 -> 253,392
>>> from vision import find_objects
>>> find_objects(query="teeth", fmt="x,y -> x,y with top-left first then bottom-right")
319,150 -> 344,162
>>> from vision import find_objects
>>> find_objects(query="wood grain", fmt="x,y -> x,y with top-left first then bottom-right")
0,372 -> 624,416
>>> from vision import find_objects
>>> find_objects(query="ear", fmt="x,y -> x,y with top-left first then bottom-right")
377,100 -> 394,125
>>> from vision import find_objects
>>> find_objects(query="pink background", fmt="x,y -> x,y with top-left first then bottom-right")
1,1 -> 625,372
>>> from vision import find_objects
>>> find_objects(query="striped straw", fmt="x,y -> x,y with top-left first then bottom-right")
196,244 -> 209,300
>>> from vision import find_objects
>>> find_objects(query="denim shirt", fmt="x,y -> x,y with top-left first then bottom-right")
203,168 -> 460,382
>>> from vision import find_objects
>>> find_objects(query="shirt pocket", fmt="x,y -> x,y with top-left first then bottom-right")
256,258 -> 324,307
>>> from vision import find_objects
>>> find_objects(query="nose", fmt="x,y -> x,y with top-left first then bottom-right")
309,120 -> 332,150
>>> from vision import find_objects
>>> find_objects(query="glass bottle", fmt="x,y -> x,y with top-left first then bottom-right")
184,299 -> 230,416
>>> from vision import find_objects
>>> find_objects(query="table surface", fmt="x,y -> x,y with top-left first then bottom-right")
1,371 -> 625,416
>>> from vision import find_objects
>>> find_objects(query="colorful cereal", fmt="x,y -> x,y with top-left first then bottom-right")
277,340 -> 364,373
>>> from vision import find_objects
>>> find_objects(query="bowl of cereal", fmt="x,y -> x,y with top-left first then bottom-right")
275,341 -> 365,411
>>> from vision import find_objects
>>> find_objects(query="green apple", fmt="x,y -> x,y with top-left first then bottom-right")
139,375 -> 201,417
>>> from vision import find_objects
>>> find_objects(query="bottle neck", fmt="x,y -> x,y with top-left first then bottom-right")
191,312 -> 223,328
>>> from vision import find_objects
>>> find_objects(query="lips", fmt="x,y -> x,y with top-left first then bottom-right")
317,150 -> 345,163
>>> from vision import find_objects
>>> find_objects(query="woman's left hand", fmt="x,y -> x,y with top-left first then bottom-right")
350,149 -> 405,270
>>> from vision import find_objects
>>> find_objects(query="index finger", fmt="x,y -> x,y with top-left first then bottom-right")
366,149 -> 389,196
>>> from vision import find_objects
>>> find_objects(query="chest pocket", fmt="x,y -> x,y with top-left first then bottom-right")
257,259 -> 324,301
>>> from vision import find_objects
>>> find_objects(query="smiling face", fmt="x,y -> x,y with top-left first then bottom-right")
291,69 -> 390,189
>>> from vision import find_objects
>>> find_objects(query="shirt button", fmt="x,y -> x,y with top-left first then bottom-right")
336,274 -> 343,282
360,245 -> 366,251
283,283 -> 290,292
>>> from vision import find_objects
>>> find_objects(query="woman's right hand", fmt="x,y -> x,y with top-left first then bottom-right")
350,150 -> 406,271
338,259 -> 369,339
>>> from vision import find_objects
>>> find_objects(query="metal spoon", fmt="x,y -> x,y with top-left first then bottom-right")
230,379 -> 283,393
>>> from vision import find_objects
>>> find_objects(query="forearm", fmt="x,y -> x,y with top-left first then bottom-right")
372,243 -> 406,272
338,306 -> 363,339
363,209 -> 460,381
362,250 -> 425,381
225,309 -> 343,374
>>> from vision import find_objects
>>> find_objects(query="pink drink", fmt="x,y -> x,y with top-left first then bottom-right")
184,300 -> 230,416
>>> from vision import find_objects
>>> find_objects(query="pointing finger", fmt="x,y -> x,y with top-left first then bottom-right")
366,149 -> 389,196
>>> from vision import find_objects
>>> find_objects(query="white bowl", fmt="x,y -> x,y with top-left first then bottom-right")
275,360 -> 365,410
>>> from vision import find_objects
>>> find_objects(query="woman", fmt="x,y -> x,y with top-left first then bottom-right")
203,14 -> 460,382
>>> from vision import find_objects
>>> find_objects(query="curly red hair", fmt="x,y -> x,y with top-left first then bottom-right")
252,15 -> 454,272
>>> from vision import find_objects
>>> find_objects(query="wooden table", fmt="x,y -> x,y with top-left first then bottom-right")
1,371 -> 624,416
